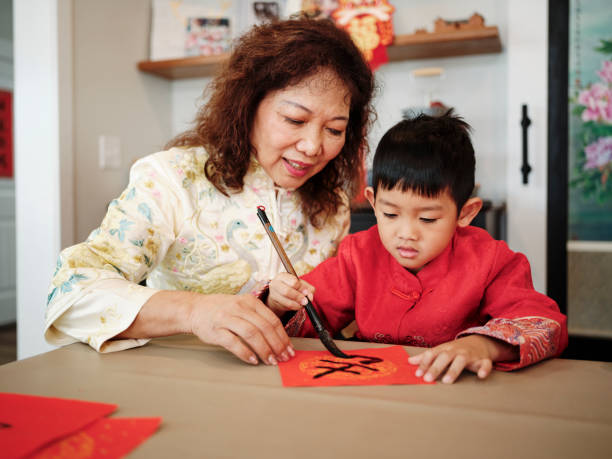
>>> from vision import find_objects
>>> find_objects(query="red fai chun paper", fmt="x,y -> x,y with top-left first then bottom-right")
278,346 -> 435,387
0,393 -> 117,459
31,417 -> 162,459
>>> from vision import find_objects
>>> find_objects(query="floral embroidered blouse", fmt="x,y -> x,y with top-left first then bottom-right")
45,147 -> 350,353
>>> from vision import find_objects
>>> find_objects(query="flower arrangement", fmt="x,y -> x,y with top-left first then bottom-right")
570,39 -> 612,203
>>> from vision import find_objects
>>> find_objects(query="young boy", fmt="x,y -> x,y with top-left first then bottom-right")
266,111 -> 567,384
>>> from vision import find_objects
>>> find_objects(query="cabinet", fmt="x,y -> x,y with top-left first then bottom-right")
138,27 -> 501,80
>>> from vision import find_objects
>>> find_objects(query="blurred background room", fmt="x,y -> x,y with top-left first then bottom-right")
0,0 -> 610,362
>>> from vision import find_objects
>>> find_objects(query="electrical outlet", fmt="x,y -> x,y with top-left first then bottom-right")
98,135 -> 121,169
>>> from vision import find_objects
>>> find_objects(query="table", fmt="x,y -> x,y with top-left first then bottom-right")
1,336 -> 611,458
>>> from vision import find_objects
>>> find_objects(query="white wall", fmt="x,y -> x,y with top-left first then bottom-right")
171,1 -> 509,205
73,0 -> 173,242
14,0 -> 174,358
14,0 -> 72,358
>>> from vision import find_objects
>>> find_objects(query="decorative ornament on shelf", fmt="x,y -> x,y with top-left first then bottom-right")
331,0 -> 395,71
412,12 -> 493,38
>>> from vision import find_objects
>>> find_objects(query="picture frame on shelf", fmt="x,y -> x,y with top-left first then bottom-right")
150,0 -> 240,61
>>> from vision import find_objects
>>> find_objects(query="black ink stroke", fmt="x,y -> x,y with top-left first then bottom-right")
313,355 -> 384,379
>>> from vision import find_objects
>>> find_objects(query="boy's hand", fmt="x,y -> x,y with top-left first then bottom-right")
266,273 -> 315,317
407,335 -> 519,384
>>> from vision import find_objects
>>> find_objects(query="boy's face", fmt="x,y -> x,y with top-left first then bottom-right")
365,185 -> 481,273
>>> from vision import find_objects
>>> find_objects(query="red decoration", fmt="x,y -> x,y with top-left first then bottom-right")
0,393 -> 117,458
31,417 -> 162,459
332,0 -> 395,71
0,91 -> 13,177
0,393 -> 161,459
278,346 -> 434,387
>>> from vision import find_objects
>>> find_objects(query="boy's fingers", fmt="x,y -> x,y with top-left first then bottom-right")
441,354 -> 467,384
276,272 -> 301,289
414,350 -> 435,377
423,352 -> 453,382
270,278 -> 306,305
473,359 -> 493,379
299,280 -> 316,297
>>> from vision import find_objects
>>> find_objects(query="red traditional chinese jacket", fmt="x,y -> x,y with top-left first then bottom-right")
286,225 -> 568,371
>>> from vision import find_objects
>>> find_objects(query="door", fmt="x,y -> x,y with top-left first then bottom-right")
506,0 -> 549,293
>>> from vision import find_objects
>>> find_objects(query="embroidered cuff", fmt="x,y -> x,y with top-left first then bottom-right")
285,308 -> 308,337
45,278 -> 159,353
457,316 -> 562,371
251,280 -> 270,303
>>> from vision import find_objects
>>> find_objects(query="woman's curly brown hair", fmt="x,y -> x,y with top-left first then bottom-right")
166,16 -> 376,227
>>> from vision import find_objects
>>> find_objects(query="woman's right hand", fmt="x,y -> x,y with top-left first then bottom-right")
119,290 -> 294,366
188,293 -> 295,365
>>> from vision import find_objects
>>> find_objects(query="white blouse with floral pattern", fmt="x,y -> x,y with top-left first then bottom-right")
45,147 -> 350,352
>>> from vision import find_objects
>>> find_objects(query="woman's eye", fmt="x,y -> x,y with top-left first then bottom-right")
327,127 -> 343,136
383,213 -> 397,219
420,218 -> 437,223
284,117 -> 303,125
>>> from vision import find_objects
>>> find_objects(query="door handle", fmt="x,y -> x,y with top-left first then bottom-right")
520,104 -> 532,184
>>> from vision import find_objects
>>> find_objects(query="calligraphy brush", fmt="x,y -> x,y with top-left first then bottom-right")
256,206 -> 351,359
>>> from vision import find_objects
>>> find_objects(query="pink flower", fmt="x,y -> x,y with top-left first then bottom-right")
597,60 -> 612,84
578,83 -> 612,123
584,136 -> 612,170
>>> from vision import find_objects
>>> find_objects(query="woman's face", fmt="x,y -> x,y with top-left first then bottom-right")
250,70 -> 351,190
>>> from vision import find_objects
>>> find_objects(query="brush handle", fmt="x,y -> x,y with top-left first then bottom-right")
256,206 -> 325,333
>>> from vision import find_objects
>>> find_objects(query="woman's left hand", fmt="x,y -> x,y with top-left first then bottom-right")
407,335 -> 518,384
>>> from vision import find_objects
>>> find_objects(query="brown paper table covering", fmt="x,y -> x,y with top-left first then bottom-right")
1,336 -> 611,459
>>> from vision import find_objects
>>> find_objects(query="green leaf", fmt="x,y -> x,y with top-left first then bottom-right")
595,39 -> 612,54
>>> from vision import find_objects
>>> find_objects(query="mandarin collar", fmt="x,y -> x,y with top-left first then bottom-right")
381,227 -> 455,290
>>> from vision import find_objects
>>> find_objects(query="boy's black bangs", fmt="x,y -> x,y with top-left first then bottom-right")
373,143 -> 449,198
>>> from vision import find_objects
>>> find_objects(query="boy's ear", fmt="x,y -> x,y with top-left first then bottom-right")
457,197 -> 483,227
364,186 -> 376,208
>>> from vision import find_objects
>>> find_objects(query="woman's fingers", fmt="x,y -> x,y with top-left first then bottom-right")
213,328 -> 260,365
224,316 -> 284,365
191,293 -> 294,365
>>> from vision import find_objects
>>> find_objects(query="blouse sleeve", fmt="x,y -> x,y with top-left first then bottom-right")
45,154 -> 182,353
456,242 -> 568,371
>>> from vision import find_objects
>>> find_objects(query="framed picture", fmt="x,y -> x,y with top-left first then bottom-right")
245,1 -> 288,26
0,90 -> 12,178
185,17 -> 231,56
150,0 -> 239,60
548,0 -> 612,357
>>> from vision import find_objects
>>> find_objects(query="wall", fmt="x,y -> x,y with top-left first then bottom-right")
14,0 -> 71,358
73,0 -> 173,242
171,1 -> 509,204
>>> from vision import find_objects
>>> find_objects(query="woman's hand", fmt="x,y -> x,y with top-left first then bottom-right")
407,335 -> 519,384
266,273 -> 315,316
188,293 -> 295,366
119,290 -> 294,366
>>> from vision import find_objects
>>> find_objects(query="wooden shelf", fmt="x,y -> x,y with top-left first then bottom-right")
138,27 -> 501,80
